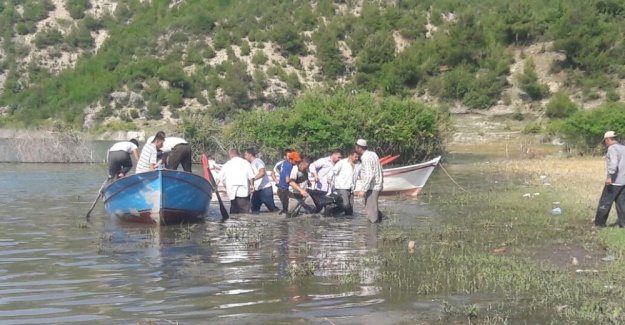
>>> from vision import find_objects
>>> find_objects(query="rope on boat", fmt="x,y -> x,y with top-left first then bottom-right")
438,163 -> 468,192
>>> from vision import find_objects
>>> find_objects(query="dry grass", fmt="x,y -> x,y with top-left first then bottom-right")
491,156 -> 604,202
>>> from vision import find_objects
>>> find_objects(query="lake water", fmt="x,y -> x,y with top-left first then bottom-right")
0,160 -> 492,324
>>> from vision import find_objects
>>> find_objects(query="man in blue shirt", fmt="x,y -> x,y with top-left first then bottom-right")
277,151 -> 301,215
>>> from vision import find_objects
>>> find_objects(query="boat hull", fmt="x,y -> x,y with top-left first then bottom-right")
373,156 -> 441,196
103,170 -> 213,225
211,156 -> 441,199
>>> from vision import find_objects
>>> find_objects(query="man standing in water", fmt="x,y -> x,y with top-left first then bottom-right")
354,139 -> 384,223
275,150 -> 296,215
217,149 -> 256,214
328,150 -> 361,216
245,148 -> 280,214
309,150 -> 343,192
594,131 -> 625,227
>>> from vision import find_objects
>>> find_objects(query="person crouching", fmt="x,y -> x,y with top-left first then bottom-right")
287,156 -> 316,217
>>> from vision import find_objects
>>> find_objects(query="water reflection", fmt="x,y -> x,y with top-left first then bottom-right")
0,162 -> 459,324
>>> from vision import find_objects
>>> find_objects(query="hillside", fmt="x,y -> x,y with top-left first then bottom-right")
0,0 -> 625,132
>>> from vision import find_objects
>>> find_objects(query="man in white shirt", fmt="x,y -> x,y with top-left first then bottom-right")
245,148 -> 280,214
107,139 -> 139,179
328,150 -> 360,216
136,133 -> 165,173
146,135 -> 192,172
217,149 -> 256,214
354,139 -> 384,223
309,150 -> 342,192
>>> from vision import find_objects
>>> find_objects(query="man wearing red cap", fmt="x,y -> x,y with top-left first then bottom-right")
276,151 -> 301,214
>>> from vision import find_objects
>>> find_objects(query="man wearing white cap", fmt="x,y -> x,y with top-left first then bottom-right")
594,131 -> 625,227
354,139 -> 384,223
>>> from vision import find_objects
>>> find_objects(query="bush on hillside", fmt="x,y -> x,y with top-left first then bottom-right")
517,58 -> 550,101
545,91 -> 577,118
65,0 -> 91,19
33,28 -> 64,48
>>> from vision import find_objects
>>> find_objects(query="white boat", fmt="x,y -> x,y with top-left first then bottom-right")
211,156 -> 441,199
357,156 -> 441,196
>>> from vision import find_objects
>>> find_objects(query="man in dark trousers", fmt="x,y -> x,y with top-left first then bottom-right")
594,131 -> 625,227
245,148 -> 280,213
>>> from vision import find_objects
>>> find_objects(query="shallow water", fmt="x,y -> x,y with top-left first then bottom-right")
0,162 -> 501,324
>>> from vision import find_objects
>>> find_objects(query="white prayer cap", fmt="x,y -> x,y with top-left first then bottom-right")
356,139 -> 367,147
605,131 -> 617,139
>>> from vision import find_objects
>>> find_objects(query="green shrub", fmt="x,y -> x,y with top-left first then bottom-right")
23,0 -> 52,22
33,28 -> 64,48
65,0 -> 91,19
523,123 -> 541,134
16,22 -> 36,35
545,91 -> 577,118
517,58 -> 550,101
224,92 -> 448,163
66,24 -> 94,49
270,22 -> 307,55
240,40 -> 251,56
251,50 -> 268,65
555,103 -> 625,151
167,89 -> 184,108
146,102 -> 163,120
607,89 -> 620,102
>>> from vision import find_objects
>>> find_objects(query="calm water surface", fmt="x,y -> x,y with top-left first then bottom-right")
0,162 -> 498,324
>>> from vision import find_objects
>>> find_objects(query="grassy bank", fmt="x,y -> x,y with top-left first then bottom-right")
378,155 -> 625,323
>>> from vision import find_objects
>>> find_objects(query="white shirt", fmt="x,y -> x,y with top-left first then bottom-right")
330,158 -> 360,190
217,156 -> 255,200
289,166 -> 309,194
250,158 -> 272,190
136,143 -> 158,173
146,136 -> 187,153
109,141 -> 138,153
309,156 -> 334,191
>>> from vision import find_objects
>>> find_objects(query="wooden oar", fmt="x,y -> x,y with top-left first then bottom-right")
85,178 -> 110,219
203,154 -> 229,221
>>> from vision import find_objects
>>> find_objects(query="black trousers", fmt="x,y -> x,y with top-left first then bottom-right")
167,144 -> 192,172
108,151 -> 132,178
277,187 -> 289,213
594,184 -> 625,227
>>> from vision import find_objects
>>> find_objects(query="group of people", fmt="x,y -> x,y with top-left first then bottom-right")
107,133 -> 385,223
106,130 -> 192,179
217,138 -> 384,223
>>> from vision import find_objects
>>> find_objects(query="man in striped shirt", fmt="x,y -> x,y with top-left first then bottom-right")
136,132 -> 165,173
354,139 -> 384,223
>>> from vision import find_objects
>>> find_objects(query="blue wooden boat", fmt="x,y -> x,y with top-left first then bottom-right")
102,169 -> 213,225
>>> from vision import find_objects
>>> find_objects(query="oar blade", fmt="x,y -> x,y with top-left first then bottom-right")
204,154 -> 229,221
